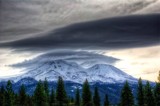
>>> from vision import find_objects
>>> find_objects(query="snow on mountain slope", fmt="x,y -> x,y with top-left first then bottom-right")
87,64 -> 136,83
17,60 -> 86,83
12,60 -> 137,84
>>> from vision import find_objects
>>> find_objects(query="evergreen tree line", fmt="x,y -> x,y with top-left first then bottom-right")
0,72 -> 160,106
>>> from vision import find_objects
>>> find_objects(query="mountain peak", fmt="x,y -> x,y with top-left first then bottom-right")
10,60 -> 137,84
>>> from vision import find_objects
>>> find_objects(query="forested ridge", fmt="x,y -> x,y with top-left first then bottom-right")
0,72 -> 160,106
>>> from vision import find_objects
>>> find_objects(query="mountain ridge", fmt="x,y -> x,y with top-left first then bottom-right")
0,77 -> 155,105
7,60 -> 138,84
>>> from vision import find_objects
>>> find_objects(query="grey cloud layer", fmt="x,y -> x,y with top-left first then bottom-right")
0,0 -> 159,42
1,14 -> 160,50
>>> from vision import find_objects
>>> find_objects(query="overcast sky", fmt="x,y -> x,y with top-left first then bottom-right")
0,0 -> 160,81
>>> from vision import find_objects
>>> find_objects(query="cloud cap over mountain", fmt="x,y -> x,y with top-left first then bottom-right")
11,50 -> 120,68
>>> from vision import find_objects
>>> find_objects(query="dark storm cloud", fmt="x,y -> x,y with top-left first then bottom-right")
1,0 -> 159,42
0,14 -> 160,51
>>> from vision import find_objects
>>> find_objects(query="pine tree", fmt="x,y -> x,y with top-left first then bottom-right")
14,93 -> 19,106
50,88 -> 56,106
120,81 -> 134,106
56,76 -> 68,106
70,97 -> 74,103
82,79 -> 92,106
44,78 -> 50,102
154,83 -> 160,106
18,84 -> 27,106
5,80 -> 15,106
104,94 -> 109,106
154,72 -> 160,106
26,95 -> 34,106
69,96 -> 74,105
0,85 -> 5,106
137,78 -> 144,106
34,80 -> 48,106
75,88 -> 80,106
144,81 -> 155,106
93,87 -> 100,106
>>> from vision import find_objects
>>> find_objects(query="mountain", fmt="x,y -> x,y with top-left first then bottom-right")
0,55 -> 140,104
87,64 -> 136,83
11,60 -> 137,84
0,59 -> 154,104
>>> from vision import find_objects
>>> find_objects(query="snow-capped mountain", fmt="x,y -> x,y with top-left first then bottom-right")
12,60 -> 137,84
87,64 -> 136,83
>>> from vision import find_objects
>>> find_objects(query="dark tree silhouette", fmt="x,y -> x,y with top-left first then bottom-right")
75,88 -> 80,106
154,82 -> 160,106
104,94 -> 109,106
93,87 -> 100,106
5,80 -> 15,106
33,80 -> 48,106
44,78 -> 50,103
56,76 -> 68,106
50,88 -> 56,106
137,78 -> 144,106
144,81 -> 155,106
82,79 -> 92,106
18,84 -> 27,106
0,85 -> 5,106
120,81 -> 134,106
